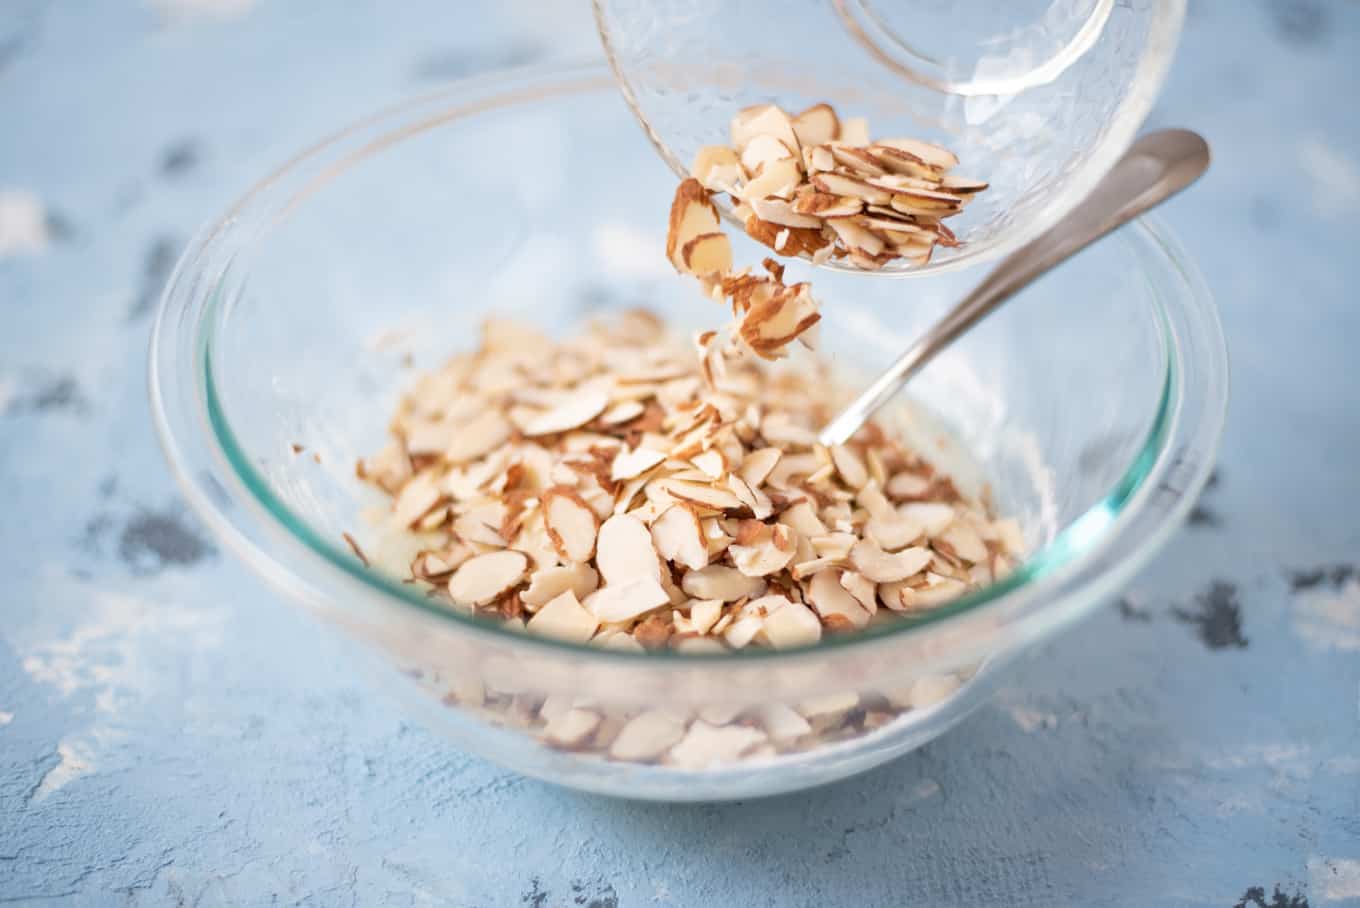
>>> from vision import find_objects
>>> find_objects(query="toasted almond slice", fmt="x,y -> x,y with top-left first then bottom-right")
543,708 -> 601,747
849,540 -> 931,582
837,116 -> 870,145
688,598 -> 724,635
610,446 -> 666,482
940,522 -> 989,563
522,563 -> 599,609
792,103 -> 839,148
731,104 -> 800,151
651,504 -> 710,571
890,190 -> 963,217
839,570 -> 878,613
519,389 -> 611,437
610,710 -> 688,761
940,174 -> 989,194
659,479 -> 745,512
740,157 -> 802,202
666,178 -> 720,268
681,565 -> 765,601
866,513 -> 924,551
525,589 -> 599,642
738,284 -> 821,360
447,550 -> 528,607
730,527 -> 796,577
668,721 -> 768,768
829,444 -> 868,489
739,447 -> 782,487
811,172 -> 891,205
740,134 -> 796,173
825,217 -> 886,256
899,502 -> 955,536
758,601 -> 821,651
691,144 -> 745,192
791,188 -> 863,218
600,399 -> 646,426
828,143 -> 886,175
724,473 -> 774,519
749,196 -> 822,229
680,232 -> 732,277
877,137 -> 958,170
542,487 -> 599,563
806,569 -> 872,628
779,500 -> 828,537
584,575 -> 670,623
443,409 -> 513,464
596,513 -> 662,585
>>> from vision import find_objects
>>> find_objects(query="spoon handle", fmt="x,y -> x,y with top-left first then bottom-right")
818,129 -> 1211,447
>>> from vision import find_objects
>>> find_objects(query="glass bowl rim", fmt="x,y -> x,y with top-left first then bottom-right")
148,61 -> 1227,669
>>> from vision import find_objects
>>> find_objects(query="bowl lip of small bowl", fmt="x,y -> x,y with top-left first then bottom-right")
593,0 -> 1187,277
148,60 -> 1227,669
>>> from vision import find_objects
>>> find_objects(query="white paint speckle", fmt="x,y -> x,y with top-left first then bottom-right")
32,738 -> 95,800
0,189 -> 50,257
1293,579 -> 1360,652
0,710 -> 13,726
1309,857 -> 1360,902
1324,755 -> 1360,775
1008,706 -> 1059,733
1299,138 -> 1360,218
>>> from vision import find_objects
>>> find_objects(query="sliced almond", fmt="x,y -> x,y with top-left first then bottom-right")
595,513 -> 662,585
392,471 -> 443,529
730,104 -> 799,151
600,399 -> 646,426
750,196 -> 823,229
825,217 -> 886,257
542,487 -> 599,563
688,598 -> 724,635
443,409 -> 512,464
890,189 -> 963,217
738,283 -> 821,360
839,570 -> 878,613
610,446 -> 666,481
738,447 -> 782,488
940,174 -> 989,194
610,710 -> 687,761
743,215 -> 831,258
940,522 -> 988,564
899,502 -> 955,536
680,232 -> 733,278
806,569 -> 871,628
518,389 -> 610,437
837,116 -> 870,145
584,575 -> 670,623
446,550 -> 528,607
525,589 -> 599,642
828,143 -> 886,175
681,565 -> 764,601
543,708 -> 602,747
811,172 -> 891,205
758,600 -> 822,648
740,134 -> 796,174
740,157 -> 802,202
849,540 -> 932,583
791,187 -> 863,218
829,444 -> 868,489
877,137 -> 959,170
730,525 -> 796,577
791,103 -> 839,147
522,563 -> 599,609
668,721 -> 768,768
651,504 -> 710,571
658,479 -> 745,512
691,144 -> 745,192
665,178 -> 720,269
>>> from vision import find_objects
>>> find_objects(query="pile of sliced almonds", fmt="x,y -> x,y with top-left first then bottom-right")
358,311 -> 1022,660
689,102 -> 986,271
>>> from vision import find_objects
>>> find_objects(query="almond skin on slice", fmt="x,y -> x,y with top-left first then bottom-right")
889,190 -> 963,217
522,563 -> 599,609
740,134 -> 796,174
940,174 -> 989,194
744,215 -> 830,258
680,231 -> 733,277
542,486 -> 599,563
811,172 -> 891,205
876,137 -> 959,170
792,187 -> 863,218
750,196 -> 823,229
666,178 -> 721,269
864,145 -> 942,180
447,550 -> 529,607
791,103 -> 839,148
651,504 -> 710,571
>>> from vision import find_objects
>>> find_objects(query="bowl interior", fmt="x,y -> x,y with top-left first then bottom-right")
202,73 -> 1171,648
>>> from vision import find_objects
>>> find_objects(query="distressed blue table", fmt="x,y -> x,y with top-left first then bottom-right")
2,2 -> 1357,905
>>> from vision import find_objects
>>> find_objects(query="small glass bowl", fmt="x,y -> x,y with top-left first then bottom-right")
595,0 -> 1186,275
149,63 -> 1226,801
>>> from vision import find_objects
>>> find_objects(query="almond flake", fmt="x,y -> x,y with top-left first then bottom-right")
811,172 -> 891,205
825,216 -> 886,256
521,563 -> 599,609
758,597 -> 822,648
723,615 -> 764,648
730,104 -> 799,152
543,708 -> 601,747
757,702 -> 813,741
518,389 -> 610,437
610,710 -> 688,762
595,513 -> 662,584
691,144 -> 745,192
666,178 -> 721,269
600,399 -> 646,426
849,539 -> 932,583
839,570 -> 878,613
740,134 -> 796,173
791,103 -> 839,147
584,575 -> 670,623
687,598 -> 724,635
791,187 -> 863,218
830,444 -> 869,489
680,231 -> 733,277
738,447 -> 782,487
667,721 -> 768,768
837,116 -> 870,145
730,527 -> 796,577
741,157 -> 802,202
447,550 -> 528,606
749,196 -> 822,229
651,504 -> 710,571
940,522 -> 988,564
444,410 -> 513,464
899,502 -> 955,536
681,565 -> 764,602
806,569 -> 871,628
524,589 -> 599,643
542,486 -> 599,563
610,446 -> 666,481
876,137 -> 959,170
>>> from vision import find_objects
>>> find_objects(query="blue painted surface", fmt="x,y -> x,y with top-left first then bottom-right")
1,2 -> 1358,905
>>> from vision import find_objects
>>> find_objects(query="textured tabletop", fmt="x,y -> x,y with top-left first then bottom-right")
2,2 -> 1358,905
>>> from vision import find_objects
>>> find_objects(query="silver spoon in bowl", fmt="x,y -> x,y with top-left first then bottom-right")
818,128 -> 1211,447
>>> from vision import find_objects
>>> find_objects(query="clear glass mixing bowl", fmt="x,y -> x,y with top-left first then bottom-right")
595,0 -> 1186,275
149,63 -> 1226,801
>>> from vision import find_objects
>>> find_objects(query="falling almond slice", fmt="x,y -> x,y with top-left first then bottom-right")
666,178 -> 721,269
877,137 -> 959,170
731,104 -> 800,152
542,486 -> 599,563
447,550 -> 528,607
680,231 -> 733,277
691,144 -> 745,192
792,103 -> 839,147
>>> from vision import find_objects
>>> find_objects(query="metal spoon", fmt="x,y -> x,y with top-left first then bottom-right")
818,128 -> 1211,447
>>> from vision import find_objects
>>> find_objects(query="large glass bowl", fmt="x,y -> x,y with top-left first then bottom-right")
595,0 -> 1186,275
149,63 -> 1226,801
